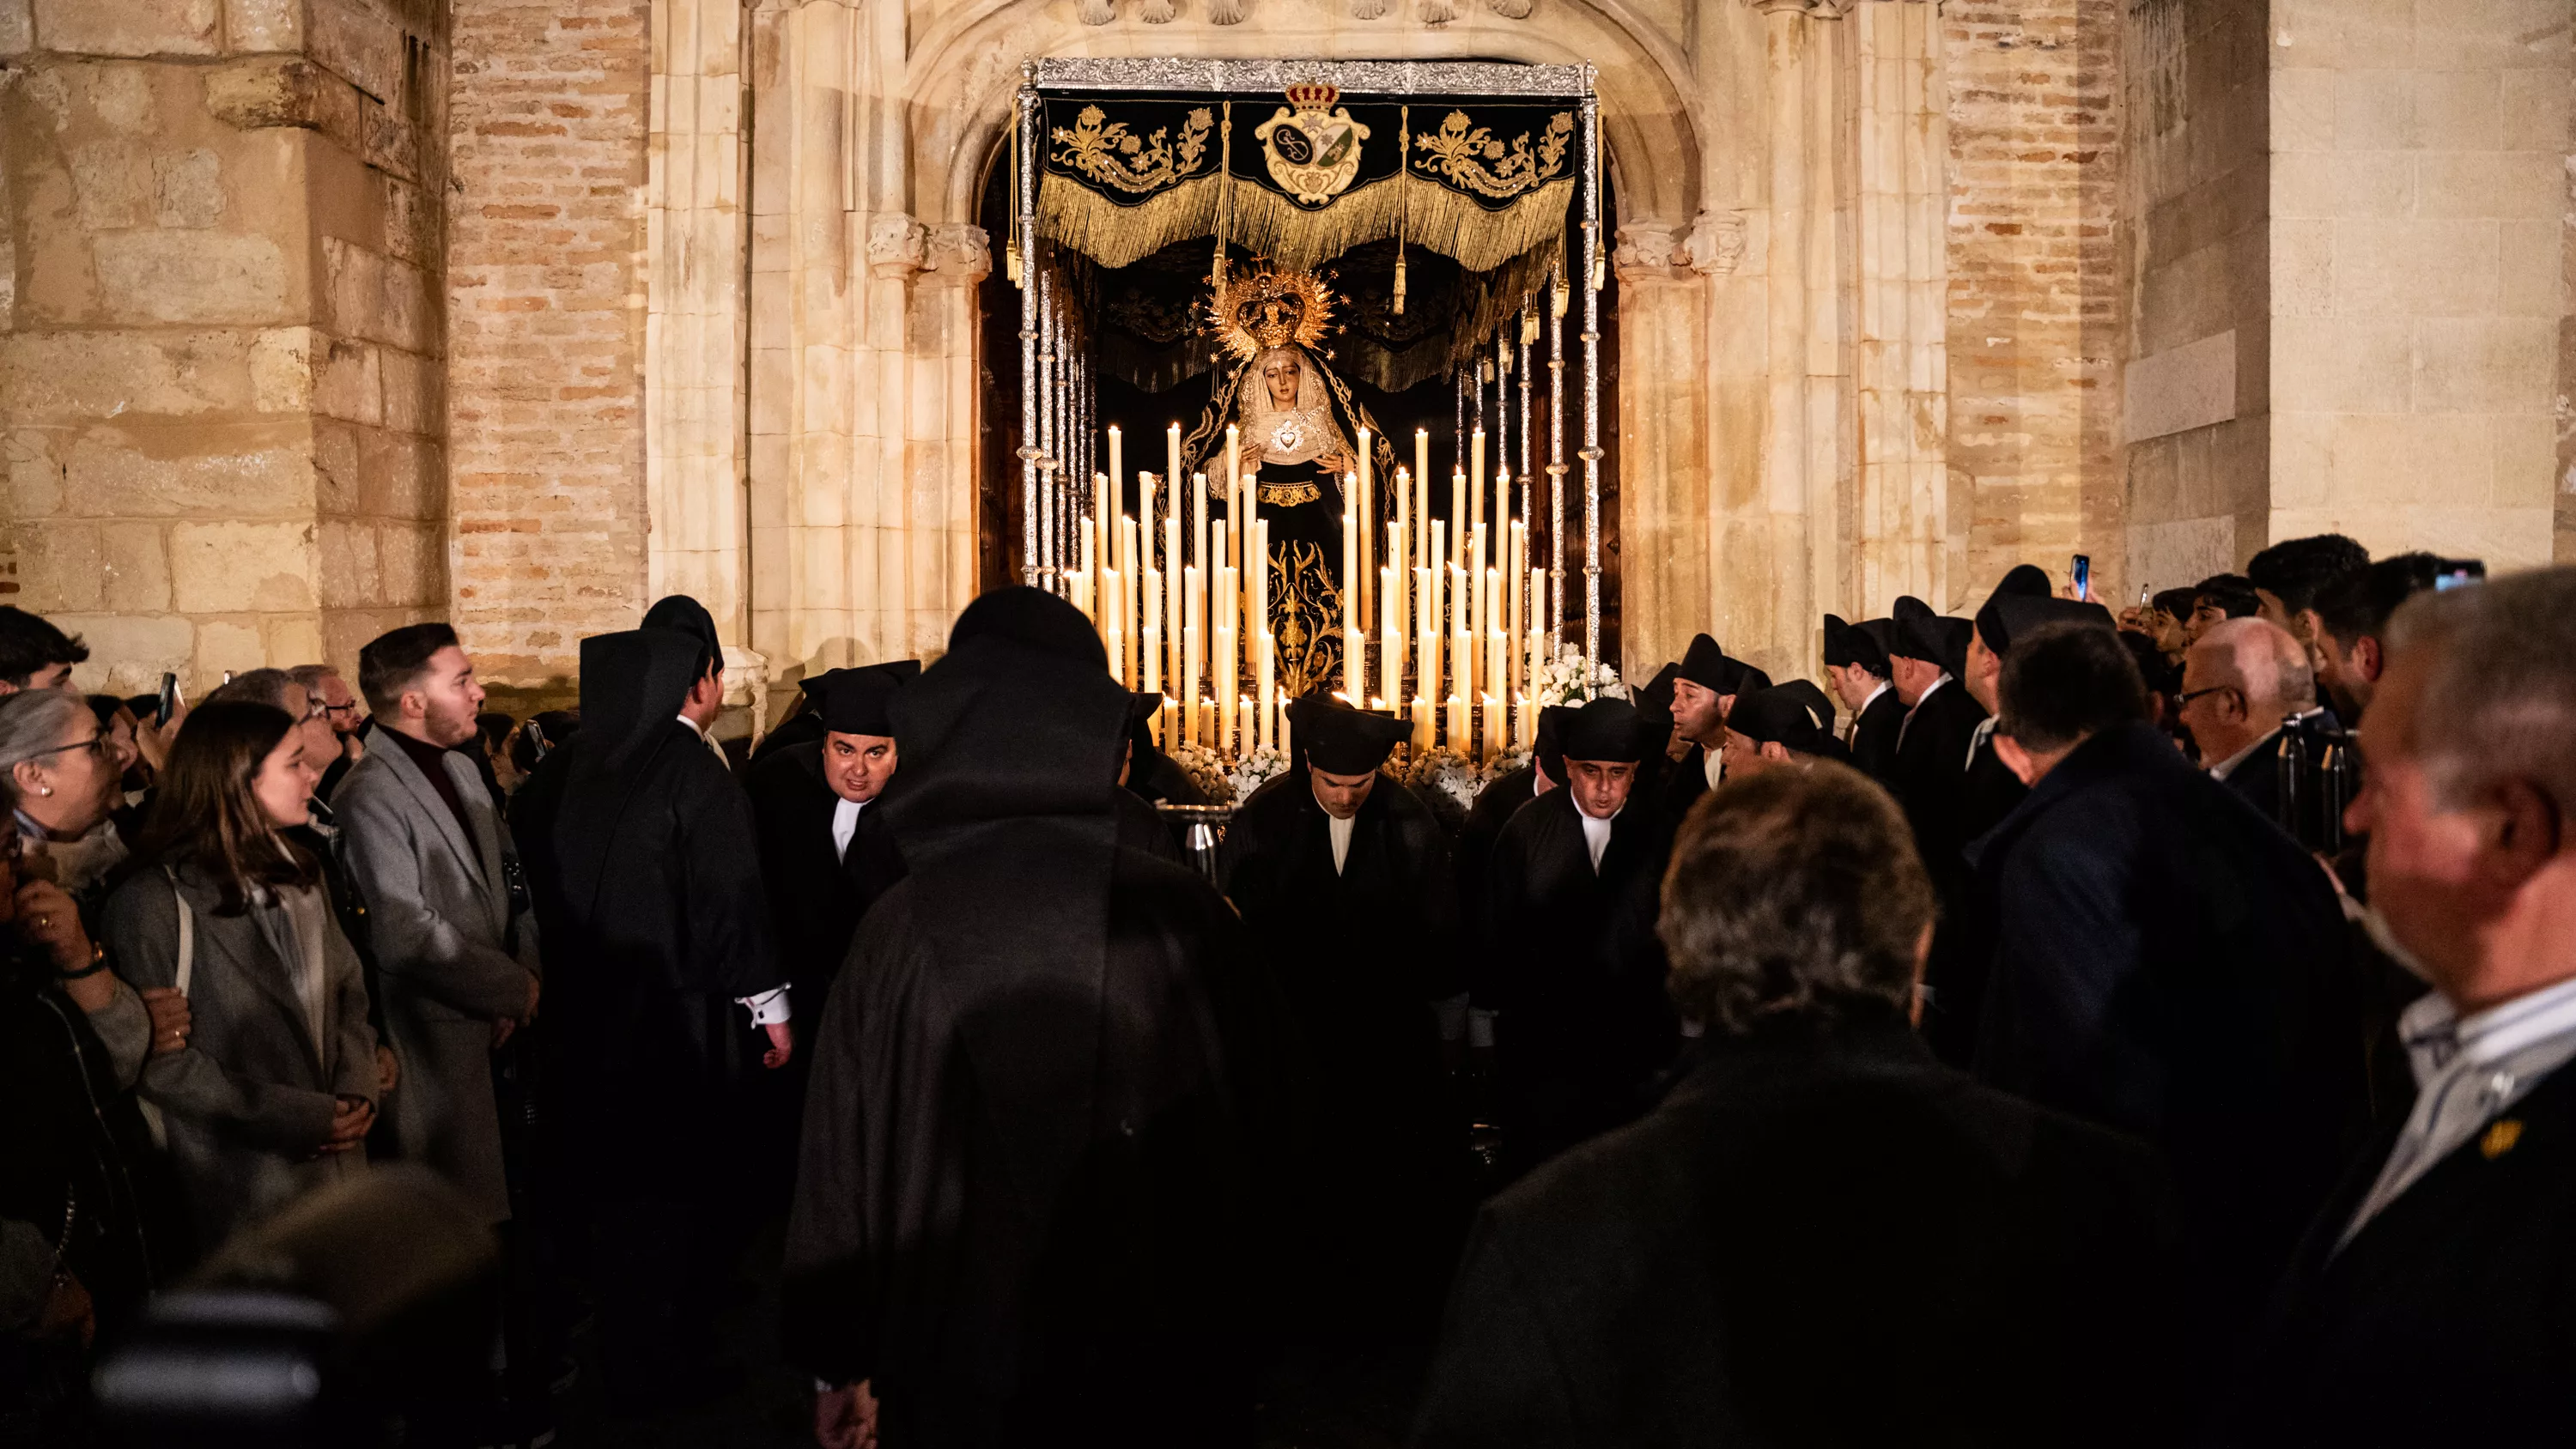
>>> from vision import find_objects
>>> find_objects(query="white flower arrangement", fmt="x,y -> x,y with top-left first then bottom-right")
1401,746 -> 1487,813
1224,746 -> 1291,803
1167,742 -> 1235,804
1528,646 -> 1631,709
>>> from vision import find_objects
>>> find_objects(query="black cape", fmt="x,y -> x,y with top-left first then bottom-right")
1918,728 -> 2029,1064
1479,790 -> 1679,1175
512,630 -> 783,1198
1969,722 -> 2367,1341
1888,678 -> 1990,896
1217,767 -> 1465,1331
781,633 -> 1296,1448
1413,1021 -> 2185,1449
1455,765 -> 1541,930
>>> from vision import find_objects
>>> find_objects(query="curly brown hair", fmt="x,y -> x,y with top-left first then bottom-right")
1657,763 -> 1934,1035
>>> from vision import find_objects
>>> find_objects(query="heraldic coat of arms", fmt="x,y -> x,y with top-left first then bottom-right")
1255,82 -> 1370,206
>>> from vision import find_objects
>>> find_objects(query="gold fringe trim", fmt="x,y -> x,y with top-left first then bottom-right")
1039,171 -> 1574,276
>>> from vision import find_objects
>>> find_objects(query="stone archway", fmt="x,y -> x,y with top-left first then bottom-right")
643,0 -> 1954,688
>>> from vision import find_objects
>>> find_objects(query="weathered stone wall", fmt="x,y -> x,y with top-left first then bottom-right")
2122,0 -> 2268,596
2267,0 -> 2567,570
0,0 -> 449,691
1944,0 -> 2129,608
444,0 -> 649,688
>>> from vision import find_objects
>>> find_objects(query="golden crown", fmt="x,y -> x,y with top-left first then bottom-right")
1283,81 -> 1340,112
1208,265 -> 1334,361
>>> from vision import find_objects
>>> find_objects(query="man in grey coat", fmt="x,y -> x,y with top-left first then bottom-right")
332,623 -> 540,1225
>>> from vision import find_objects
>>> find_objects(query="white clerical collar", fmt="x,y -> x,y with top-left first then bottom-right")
1327,812 -> 1355,876
1575,803 -> 1620,873
2207,727 -> 2280,783
676,712 -> 702,737
832,796 -> 865,863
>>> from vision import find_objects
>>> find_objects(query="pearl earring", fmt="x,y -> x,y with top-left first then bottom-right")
37,786 -> 52,797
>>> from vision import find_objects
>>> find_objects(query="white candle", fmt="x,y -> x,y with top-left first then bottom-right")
1447,693 -> 1467,755
1483,691 -> 1502,761
1142,617 -> 1161,694
1239,695 -> 1255,758
1224,426 -> 1242,564
1381,564 -> 1401,706
1184,568 -> 1202,747
1108,427 -> 1123,513
1121,515 -> 1141,686
1258,633 -> 1276,751
1342,504 -> 1358,700
1103,570 -> 1123,687
1414,429 -> 1431,533
1412,695 -> 1433,755
1356,433 -> 1374,632
1470,427 -> 1486,541
1163,517 -> 1182,691
1166,423 -> 1182,509
1450,469 -> 1467,572
1508,519 -> 1526,694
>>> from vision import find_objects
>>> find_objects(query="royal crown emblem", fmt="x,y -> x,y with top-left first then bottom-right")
1255,82 -> 1370,208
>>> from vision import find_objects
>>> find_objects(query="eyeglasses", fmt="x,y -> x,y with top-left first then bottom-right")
18,734 -> 111,766
2175,686 -> 2240,710
321,700 -> 359,718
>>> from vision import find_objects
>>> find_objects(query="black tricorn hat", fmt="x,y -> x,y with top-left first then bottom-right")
1677,634 -> 1730,693
1971,565 -> 2057,656
1984,596 -> 2115,657
1729,684 -> 1835,755
820,661 -> 920,737
1824,614 -> 1890,673
1288,694 -> 1411,775
950,585 -> 1109,672
1558,697 -> 1649,764
1891,597 -> 1973,680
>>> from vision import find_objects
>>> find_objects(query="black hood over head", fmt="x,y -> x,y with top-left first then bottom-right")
548,627 -> 707,917
641,594 -> 722,677
949,585 -> 1109,672
1892,596 -> 1973,680
878,628 -> 1134,1221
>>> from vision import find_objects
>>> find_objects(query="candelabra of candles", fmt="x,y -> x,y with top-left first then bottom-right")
1072,419 -> 1546,767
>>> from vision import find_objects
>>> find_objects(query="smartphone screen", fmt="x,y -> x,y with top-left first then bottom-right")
155,672 -> 179,728
2071,554 -> 2092,602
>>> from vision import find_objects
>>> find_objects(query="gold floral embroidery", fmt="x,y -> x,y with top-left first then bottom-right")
1268,540 -> 1344,700
1049,105 -> 1216,196
1407,110 -> 1574,201
1256,482 -> 1322,507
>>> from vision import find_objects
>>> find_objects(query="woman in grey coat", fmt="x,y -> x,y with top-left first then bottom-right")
104,701 -> 380,1253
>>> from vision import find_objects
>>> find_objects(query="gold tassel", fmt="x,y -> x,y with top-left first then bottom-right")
1551,270 -> 1569,318
1393,104 -> 1408,317
1007,239 -> 1024,287
1393,241 -> 1407,317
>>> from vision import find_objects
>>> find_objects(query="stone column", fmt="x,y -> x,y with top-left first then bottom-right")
1610,222 -> 1711,677
646,0 -> 753,644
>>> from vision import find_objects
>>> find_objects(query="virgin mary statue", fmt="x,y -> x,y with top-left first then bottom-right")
1183,267 -> 1395,700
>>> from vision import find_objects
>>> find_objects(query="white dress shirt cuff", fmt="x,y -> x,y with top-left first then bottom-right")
737,985 -> 791,1026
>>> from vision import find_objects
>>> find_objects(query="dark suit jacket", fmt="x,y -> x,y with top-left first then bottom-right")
1413,1022 -> 2184,1449
1970,721 -> 2367,1335
746,741 -> 905,1005
1455,765 -> 1540,928
2232,1058 -> 2576,1445
2215,729 -> 2287,830
1847,683 -> 1906,784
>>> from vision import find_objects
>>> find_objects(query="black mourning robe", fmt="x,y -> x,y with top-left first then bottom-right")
1413,1021 -> 2186,1449
746,739 -> 906,1005
1888,678 -> 1989,895
781,635 -> 1295,1449
749,709 -> 829,769
1455,765 -> 1540,931
1970,722 -> 2367,1342
1847,683 -> 1907,784
1650,746 -> 1713,836
1218,767 -> 1464,1331
1480,791 -> 1679,1176
1919,729 -> 2029,1064
2231,1059 -> 2576,1445
512,642 -> 782,1201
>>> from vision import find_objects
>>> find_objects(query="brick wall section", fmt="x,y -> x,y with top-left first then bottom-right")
1944,0 -> 2129,606
446,0 -> 649,686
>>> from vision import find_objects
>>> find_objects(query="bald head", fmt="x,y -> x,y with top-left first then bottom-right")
2181,616 -> 2315,766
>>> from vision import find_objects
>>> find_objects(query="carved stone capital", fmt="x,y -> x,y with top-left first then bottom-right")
1680,209 -> 1747,276
1750,0 -> 1856,16
866,213 -> 927,279
925,223 -> 993,284
1613,221 -> 1682,283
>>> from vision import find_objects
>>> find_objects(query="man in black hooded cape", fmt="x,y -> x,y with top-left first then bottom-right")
1217,694 -> 1467,1342
747,662 -> 915,1007
1824,613 -> 1905,782
1479,698 -> 1680,1178
782,588 -> 1296,1449
510,623 -> 787,1404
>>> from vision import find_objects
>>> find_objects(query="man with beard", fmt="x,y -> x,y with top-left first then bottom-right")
747,662 -> 916,1003
1222,694 -> 1465,1338
1823,615 -> 1902,782
512,621 -> 788,1408
784,587 -> 1294,1449
1481,698 -> 1679,1177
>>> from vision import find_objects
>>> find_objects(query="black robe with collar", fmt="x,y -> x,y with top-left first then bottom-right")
1889,679 -> 1990,897
1918,727 -> 2031,1065
1455,765 -> 1541,929
1479,789 -> 1678,1176
2231,1058 -> 2576,1445
1847,682 -> 1907,785
1414,1021 -> 2186,1449
1218,767 -> 1465,1332
1968,721 -> 2367,1341
513,705 -> 782,1200
745,739 -> 906,1006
